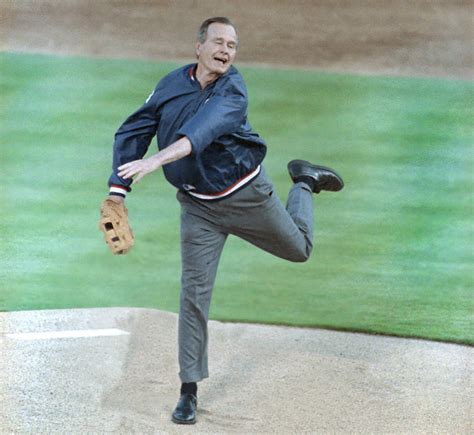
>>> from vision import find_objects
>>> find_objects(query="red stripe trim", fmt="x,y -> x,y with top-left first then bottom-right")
188,65 -> 196,81
189,166 -> 261,198
111,184 -> 131,192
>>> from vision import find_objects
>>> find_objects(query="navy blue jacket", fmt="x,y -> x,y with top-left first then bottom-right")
108,64 -> 267,194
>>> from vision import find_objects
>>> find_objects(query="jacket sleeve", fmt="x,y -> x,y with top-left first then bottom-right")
176,75 -> 247,155
108,89 -> 159,189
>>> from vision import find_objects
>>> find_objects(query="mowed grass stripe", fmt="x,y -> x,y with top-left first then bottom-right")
1,52 -> 472,344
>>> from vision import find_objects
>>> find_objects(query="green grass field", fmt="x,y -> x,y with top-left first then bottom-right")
1,52 -> 473,344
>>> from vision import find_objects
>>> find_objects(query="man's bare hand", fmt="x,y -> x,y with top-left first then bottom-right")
118,158 -> 157,184
117,136 -> 192,185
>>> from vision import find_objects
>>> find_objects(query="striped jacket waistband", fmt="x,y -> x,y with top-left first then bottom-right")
186,165 -> 261,201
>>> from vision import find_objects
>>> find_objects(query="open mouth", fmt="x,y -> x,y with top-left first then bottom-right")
214,56 -> 228,66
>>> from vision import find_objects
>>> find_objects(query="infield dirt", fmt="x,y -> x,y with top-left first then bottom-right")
2,308 -> 473,432
1,0 -> 472,79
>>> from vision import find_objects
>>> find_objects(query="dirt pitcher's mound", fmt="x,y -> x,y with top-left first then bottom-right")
2,308 -> 472,432
1,0 -> 472,79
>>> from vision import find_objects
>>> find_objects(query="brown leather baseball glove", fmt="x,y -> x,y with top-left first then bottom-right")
99,198 -> 134,255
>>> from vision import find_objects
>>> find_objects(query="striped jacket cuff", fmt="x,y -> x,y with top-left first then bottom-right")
109,184 -> 130,198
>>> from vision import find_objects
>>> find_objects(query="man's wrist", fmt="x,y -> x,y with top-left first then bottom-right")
149,153 -> 164,170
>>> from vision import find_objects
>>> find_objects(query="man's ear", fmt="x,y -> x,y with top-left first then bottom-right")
195,41 -> 201,58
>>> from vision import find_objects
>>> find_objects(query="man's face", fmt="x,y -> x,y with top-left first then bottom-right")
196,23 -> 238,76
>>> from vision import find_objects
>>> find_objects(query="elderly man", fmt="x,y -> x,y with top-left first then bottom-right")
103,17 -> 343,424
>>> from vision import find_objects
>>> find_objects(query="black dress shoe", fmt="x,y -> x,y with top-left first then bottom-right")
288,159 -> 344,193
171,393 -> 197,424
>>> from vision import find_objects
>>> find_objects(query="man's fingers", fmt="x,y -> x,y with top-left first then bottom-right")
118,160 -> 139,171
118,164 -> 140,178
119,169 -> 137,179
118,167 -> 131,177
118,167 -> 145,182
118,160 -> 151,182
118,168 -> 132,178
118,161 -> 143,177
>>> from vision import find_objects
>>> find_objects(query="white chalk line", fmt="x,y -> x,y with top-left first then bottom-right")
5,328 -> 129,340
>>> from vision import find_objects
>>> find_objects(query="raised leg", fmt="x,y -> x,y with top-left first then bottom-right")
224,170 -> 314,262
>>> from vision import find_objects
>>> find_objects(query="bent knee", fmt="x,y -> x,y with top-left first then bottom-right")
291,253 -> 310,263
288,245 -> 312,263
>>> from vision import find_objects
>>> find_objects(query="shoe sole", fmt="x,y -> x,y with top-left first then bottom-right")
172,415 -> 196,425
288,159 -> 344,191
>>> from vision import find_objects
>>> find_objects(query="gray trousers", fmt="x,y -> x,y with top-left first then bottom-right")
176,167 -> 314,382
